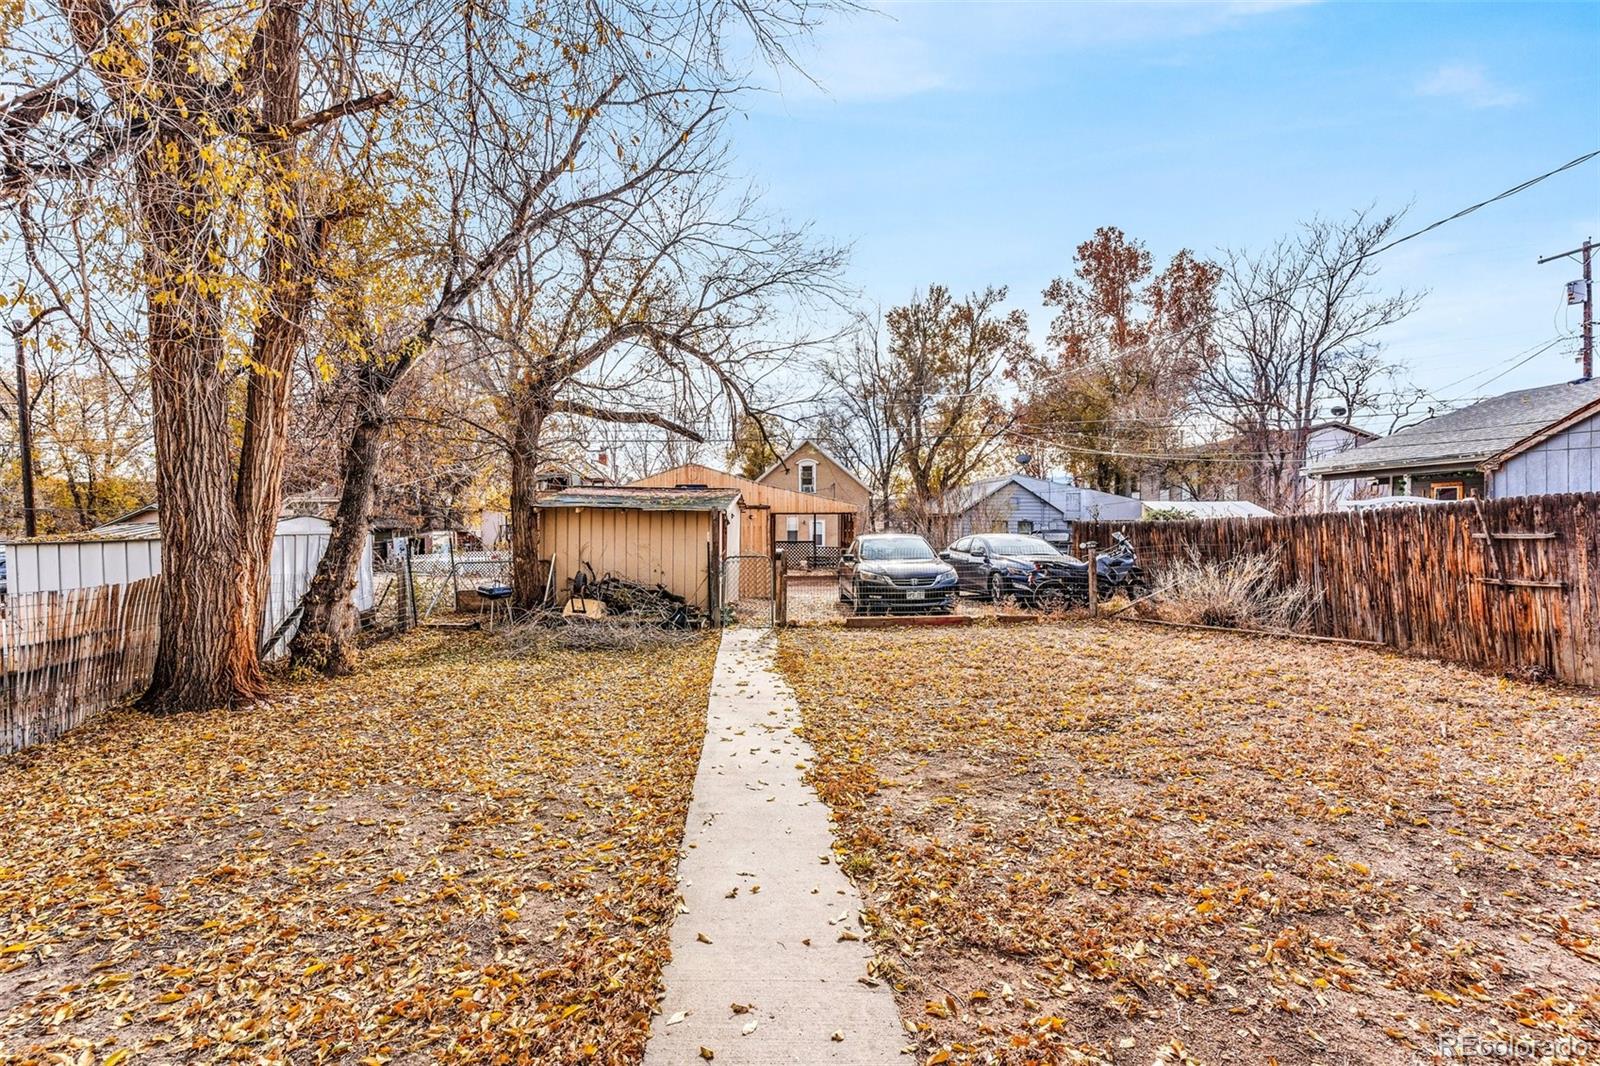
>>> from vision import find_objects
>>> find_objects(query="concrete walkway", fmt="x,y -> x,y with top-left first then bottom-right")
643,627 -> 906,1066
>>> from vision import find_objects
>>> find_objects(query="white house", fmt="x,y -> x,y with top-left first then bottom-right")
1301,422 -> 1379,510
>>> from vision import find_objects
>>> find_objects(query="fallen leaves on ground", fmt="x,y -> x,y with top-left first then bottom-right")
0,630 -> 717,1064
776,623 -> 1600,1065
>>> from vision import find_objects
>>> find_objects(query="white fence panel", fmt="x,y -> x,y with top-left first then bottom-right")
5,526 -> 374,661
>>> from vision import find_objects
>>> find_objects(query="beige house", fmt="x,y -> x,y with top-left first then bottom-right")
757,441 -> 871,547
629,463 -> 857,560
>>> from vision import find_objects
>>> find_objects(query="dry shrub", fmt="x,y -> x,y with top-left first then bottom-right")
1152,548 -> 1320,632
501,613 -> 709,653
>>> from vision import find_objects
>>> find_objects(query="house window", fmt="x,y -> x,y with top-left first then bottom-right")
814,517 -> 826,545
1016,520 -> 1034,534
798,460 -> 816,494
1431,482 -> 1464,501
786,516 -> 799,540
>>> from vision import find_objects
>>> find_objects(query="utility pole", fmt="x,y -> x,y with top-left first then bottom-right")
11,319 -> 38,538
1538,238 -> 1593,380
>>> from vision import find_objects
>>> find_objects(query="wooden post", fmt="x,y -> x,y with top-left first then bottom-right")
403,547 -> 418,630
447,534 -> 460,608
774,548 -> 788,627
12,321 -> 37,538
709,512 -> 725,625
1084,542 -> 1099,617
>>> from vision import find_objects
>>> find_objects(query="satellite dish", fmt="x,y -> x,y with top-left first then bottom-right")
1016,452 -> 1032,468
1330,406 -> 1347,419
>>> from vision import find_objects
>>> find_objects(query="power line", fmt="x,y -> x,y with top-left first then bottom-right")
1429,332 -> 1577,398
1372,150 -> 1600,259
1434,336 -> 1576,403
1020,148 -> 1600,380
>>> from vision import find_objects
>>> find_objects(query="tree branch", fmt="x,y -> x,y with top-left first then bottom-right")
248,90 -> 396,142
551,399 -> 705,442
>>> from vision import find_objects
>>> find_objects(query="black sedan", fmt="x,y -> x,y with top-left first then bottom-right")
941,533 -> 1095,606
839,533 -> 958,613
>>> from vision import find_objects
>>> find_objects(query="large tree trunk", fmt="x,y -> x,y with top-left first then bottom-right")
289,369 -> 389,674
138,0 -> 263,711
509,397 -> 548,610
235,0 -> 313,672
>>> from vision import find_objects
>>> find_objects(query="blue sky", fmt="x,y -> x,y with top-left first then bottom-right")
733,0 -> 1600,426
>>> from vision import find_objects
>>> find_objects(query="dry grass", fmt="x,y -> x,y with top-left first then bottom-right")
776,623 -> 1600,1066
0,630 -> 717,1065
1149,549 -> 1320,631
499,613 -> 708,653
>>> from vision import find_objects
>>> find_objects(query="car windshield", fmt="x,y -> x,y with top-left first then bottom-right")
858,536 -> 935,562
983,535 -> 1060,556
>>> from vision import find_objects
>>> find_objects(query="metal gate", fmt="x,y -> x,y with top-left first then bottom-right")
723,554 -> 776,626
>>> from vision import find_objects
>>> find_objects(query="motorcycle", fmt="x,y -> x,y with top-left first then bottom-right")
1027,531 -> 1149,609
1099,531 -> 1151,599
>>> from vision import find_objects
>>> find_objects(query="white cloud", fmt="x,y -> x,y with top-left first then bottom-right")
755,0 -> 1318,104
1417,64 -> 1526,109
1218,0 -> 1320,15
771,18 -> 949,102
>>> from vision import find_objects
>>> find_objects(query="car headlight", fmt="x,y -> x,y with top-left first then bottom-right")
859,570 -> 893,583
931,570 -> 957,587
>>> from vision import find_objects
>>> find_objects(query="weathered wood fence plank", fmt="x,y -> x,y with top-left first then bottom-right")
1078,492 -> 1600,686
1,577 -> 161,754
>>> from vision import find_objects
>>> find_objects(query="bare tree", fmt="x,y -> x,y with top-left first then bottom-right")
883,285 -> 1029,531
287,0 -> 846,667
450,173 -> 845,608
4,0 -> 403,707
1194,209 -> 1421,513
811,317 -> 902,530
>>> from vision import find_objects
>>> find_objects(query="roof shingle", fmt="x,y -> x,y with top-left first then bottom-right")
1307,378 -> 1600,477
534,486 -> 740,511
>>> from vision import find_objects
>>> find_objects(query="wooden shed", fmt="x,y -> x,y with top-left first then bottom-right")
536,486 -> 741,611
628,463 -> 857,559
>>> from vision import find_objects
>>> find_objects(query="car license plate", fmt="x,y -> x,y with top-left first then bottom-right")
904,590 -> 925,601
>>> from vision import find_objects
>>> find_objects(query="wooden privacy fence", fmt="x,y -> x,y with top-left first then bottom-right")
1,577 -> 161,754
1077,492 -> 1600,686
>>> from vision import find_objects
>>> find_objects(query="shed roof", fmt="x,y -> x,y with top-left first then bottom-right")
535,486 -> 741,511
1307,378 -> 1600,478
1144,499 -> 1275,519
630,463 -> 858,514
933,475 -> 1141,522
14,521 -> 166,544
98,503 -> 159,526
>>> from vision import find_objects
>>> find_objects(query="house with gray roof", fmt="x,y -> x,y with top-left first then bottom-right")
930,475 -> 1142,548
1306,378 -> 1600,500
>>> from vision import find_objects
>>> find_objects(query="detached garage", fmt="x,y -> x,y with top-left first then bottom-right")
536,486 -> 740,611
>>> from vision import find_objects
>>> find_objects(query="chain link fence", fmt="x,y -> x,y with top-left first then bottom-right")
374,545 -> 513,628
722,553 -> 777,625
